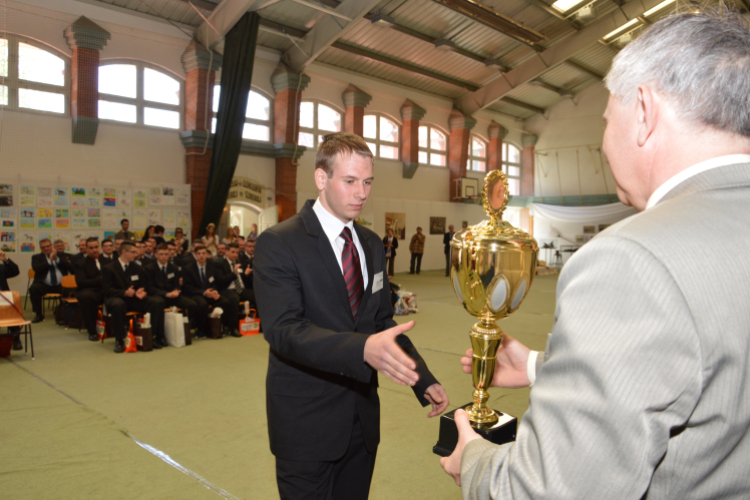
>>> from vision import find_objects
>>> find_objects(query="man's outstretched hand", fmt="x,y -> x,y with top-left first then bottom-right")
439,409 -> 481,486
461,333 -> 532,389
364,321 -> 419,387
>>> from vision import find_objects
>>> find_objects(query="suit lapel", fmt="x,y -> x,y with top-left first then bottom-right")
354,223 -> 374,326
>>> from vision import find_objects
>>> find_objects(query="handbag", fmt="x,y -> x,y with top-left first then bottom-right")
208,317 -> 222,339
134,317 -> 153,352
239,309 -> 260,336
164,311 -> 186,348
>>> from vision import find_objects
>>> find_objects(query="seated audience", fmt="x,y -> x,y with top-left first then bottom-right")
145,243 -> 196,339
115,218 -> 135,241
30,238 -> 71,323
246,223 -> 258,242
232,225 -> 242,239
171,227 -> 189,254
143,238 -> 156,262
0,249 -> 22,350
215,242 -> 254,329
134,241 -> 146,266
141,225 -> 155,243
181,244 -> 233,338
222,227 -> 236,245
239,239 -> 255,290
113,238 -> 123,256
74,237 -> 104,342
202,223 -> 218,255
53,239 -> 73,268
152,225 -> 166,246
71,239 -> 87,265
99,239 -> 116,264
211,243 -> 227,264
102,241 -> 166,353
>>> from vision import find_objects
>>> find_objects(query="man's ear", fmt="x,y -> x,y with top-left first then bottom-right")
314,168 -> 328,191
636,85 -> 658,147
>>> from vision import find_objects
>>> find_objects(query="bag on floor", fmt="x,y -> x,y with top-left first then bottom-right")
164,311 -> 186,348
208,316 -> 222,339
240,309 -> 260,336
124,328 -> 138,353
135,318 -> 153,352
394,296 -> 409,316
67,304 -> 83,330
405,294 -> 418,313
96,311 -> 108,340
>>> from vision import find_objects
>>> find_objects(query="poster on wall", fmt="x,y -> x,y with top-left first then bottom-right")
54,232 -> 71,251
429,217 -> 446,235
71,187 -> 86,207
20,185 -> 34,207
37,187 -> 53,207
38,232 -> 52,245
103,188 -> 117,207
385,212 -> 406,240
175,187 -> 189,206
162,187 -> 174,206
133,209 -> 148,230
20,208 -> 35,228
163,209 -> 176,228
55,209 -> 69,229
119,189 -> 131,208
37,208 -> 52,229
71,232 -> 88,245
88,187 -> 101,207
19,231 -> 35,252
1,208 -> 16,228
55,187 -> 69,207
102,208 -> 118,230
176,210 -> 190,228
148,210 -> 161,226
134,189 -> 147,208
0,184 -> 13,207
0,232 -> 16,253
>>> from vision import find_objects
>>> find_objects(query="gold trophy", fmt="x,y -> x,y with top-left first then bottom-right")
433,169 -> 538,456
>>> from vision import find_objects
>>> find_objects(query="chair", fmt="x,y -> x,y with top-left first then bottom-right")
60,275 -> 79,330
24,268 -> 63,316
24,269 -> 33,310
0,291 -> 34,359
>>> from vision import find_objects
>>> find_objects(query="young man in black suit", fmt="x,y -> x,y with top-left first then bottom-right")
70,239 -> 87,265
382,228 -> 398,277
99,239 -> 116,264
181,244 -> 233,338
29,238 -> 71,323
0,249 -> 22,350
74,237 -> 104,342
101,241 -> 165,353
254,132 -> 448,500
237,239 -> 254,290
215,242 -> 255,323
145,243 -> 196,342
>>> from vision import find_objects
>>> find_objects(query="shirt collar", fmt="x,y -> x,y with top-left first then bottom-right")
118,258 -> 128,271
646,154 -> 750,209
313,198 -> 354,241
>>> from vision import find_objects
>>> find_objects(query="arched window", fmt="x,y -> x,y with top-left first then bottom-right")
363,113 -> 399,160
418,125 -> 447,167
0,36 -> 67,114
212,85 -> 272,141
298,100 -> 341,148
98,62 -> 181,129
503,143 -> 522,195
468,134 -> 487,172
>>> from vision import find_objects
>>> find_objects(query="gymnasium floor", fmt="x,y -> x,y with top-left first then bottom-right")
0,271 -> 558,500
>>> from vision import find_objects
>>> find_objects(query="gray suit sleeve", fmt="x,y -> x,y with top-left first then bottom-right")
461,236 -> 702,500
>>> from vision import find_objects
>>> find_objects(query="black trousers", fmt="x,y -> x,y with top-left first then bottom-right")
189,294 -> 231,334
76,289 -> 103,336
445,252 -> 451,276
105,295 -> 165,341
29,283 -> 62,315
386,256 -> 395,276
409,253 -> 423,274
275,414 -> 377,500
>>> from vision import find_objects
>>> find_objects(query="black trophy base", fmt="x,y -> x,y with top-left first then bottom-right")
433,403 -> 517,457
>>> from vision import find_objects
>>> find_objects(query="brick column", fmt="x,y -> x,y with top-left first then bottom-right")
342,84 -> 371,138
448,108 -> 476,202
521,134 -> 537,197
64,16 -> 110,145
487,121 -> 508,172
271,64 -> 310,222
400,99 -> 425,179
180,39 -> 222,240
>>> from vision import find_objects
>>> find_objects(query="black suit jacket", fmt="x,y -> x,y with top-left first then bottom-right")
239,253 -> 254,289
0,258 -> 20,291
382,234 -> 398,258
443,231 -> 455,254
98,254 -> 116,266
145,261 -> 181,297
254,200 -> 438,462
182,261 -> 221,297
74,257 -> 102,291
31,253 -> 71,284
101,260 -> 148,299
213,258 -> 242,292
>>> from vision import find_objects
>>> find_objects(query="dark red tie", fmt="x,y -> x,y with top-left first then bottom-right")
341,227 -> 364,320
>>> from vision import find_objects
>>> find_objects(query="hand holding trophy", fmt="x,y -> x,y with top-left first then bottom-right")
433,169 -> 538,456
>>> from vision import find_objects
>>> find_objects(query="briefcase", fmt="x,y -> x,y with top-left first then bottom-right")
208,317 -> 222,339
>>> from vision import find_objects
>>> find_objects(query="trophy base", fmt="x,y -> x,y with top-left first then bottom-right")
432,403 -> 517,457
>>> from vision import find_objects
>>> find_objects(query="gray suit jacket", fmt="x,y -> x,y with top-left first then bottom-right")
461,162 -> 750,499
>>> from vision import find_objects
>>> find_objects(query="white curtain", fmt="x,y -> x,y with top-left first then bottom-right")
530,202 -> 637,223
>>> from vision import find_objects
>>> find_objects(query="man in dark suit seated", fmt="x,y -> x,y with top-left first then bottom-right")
133,241 -> 145,266
102,241 -> 165,353
237,239 -> 254,291
99,239 -> 116,265
74,237 -> 104,342
181,244 -> 233,339
152,225 -> 166,246
30,238 -> 71,323
145,243 -> 196,341
215,242 -> 254,332
70,239 -> 87,266
53,239 -> 73,269
211,242 -> 226,264
166,241 -> 178,268
0,248 -> 22,350
142,238 -> 157,262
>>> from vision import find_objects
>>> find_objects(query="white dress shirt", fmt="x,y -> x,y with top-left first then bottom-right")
43,255 -> 62,286
313,198 -> 369,289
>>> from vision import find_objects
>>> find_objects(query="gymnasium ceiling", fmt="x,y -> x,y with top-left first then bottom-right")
84,0 -> 749,120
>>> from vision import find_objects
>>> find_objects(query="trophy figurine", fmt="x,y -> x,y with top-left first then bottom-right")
433,169 -> 538,456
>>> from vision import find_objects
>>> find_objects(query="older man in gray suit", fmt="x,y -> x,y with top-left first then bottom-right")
441,9 -> 750,500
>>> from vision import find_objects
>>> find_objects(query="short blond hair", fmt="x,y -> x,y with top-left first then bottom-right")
315,132 -> 374,177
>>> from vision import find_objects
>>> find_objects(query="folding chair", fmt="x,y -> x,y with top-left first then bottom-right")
0,291 -> 34,359
24,269 -> 33,310
60,275 -> 79,330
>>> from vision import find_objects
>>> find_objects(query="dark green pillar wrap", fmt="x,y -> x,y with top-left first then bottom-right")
198,12 -> 260,236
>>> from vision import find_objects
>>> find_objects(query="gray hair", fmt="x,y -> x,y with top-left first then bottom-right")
605,8 -> 750,136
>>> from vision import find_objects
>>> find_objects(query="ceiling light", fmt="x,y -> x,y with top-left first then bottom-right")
552,0 -> 586,12
603,18 -> 639,41
435,39 -> 456,51
576,5 -> 596,21
370,13 -> 395,28
643,0 -> 676,17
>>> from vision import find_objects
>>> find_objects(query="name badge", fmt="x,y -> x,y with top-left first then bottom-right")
167,273 -> 175,279
208,276 -> 214,283
373,271 -> 384,293
131,275 -> 139,282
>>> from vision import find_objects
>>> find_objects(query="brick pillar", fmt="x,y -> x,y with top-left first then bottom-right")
400,99 -> 425,179
448,108 -> 476,202
342,84 -> 371,138
521,134 -> 537,198
180,39 -> 222,240
271,64 -> 310,222
487,121 -> 508,172
64,16 -> 110,145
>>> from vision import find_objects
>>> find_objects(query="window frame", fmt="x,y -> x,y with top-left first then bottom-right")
363,112 -> 400,160
0,35 -> 70,116
502,142 -> 522,196
212,84 -> 274,142
418,124 -> 448,168
467,133 -> 488,172
97,59 -> 183,130
298,99 -> 343,148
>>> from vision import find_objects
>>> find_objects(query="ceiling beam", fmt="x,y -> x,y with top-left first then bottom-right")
195,0 -> 268,49
564,60 -> 603,80
282,0 -> 382,71
177,0 -> 220,11
500,97 -> 546,114
331,42 -> 481,91
259,18 -> 308,38
530,79 -> 564,94
522,0 -> 582,30
456,0 -> 663,115
288,0 -> 353,21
